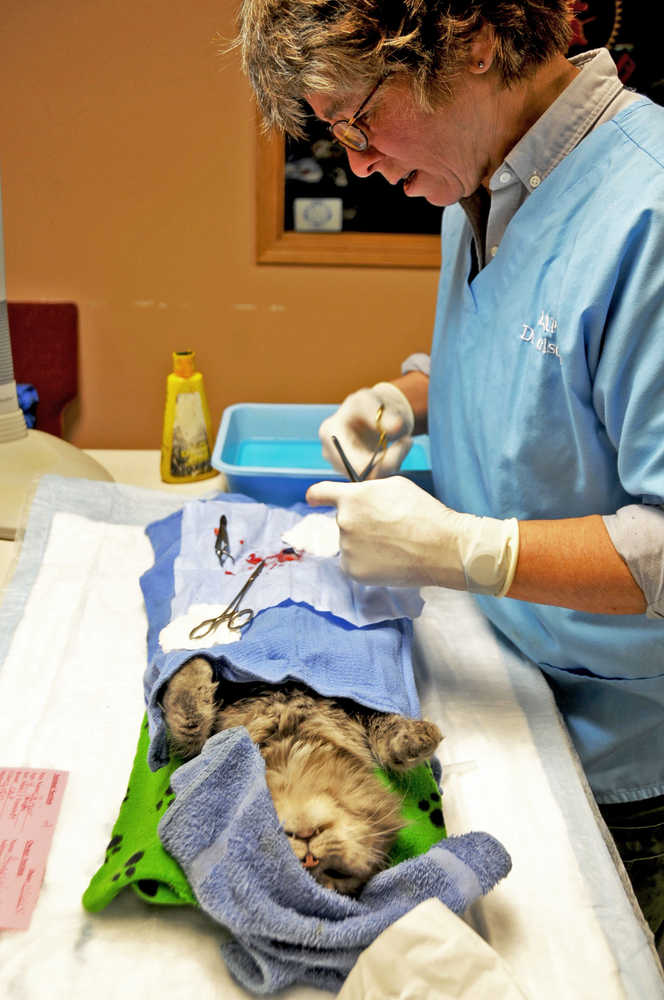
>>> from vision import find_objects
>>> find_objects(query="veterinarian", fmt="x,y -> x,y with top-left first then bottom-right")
238,0 -> 664,946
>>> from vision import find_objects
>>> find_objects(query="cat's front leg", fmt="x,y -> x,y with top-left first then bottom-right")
366,714 -> 442,772
161,657 -> 218,759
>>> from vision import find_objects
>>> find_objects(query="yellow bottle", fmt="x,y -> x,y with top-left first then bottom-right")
160,350 -> 217,483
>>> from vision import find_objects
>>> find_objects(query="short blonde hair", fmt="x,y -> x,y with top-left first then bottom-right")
237,0 -> 573,137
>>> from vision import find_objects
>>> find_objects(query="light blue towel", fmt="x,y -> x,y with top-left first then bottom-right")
174,498 -> 424,626
158,727 -> 512,996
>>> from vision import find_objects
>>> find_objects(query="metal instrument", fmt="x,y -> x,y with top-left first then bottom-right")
188,559 -> 266,640
331,434 -> 361,482
214,513 -> 234,567
331,404 -> 387,482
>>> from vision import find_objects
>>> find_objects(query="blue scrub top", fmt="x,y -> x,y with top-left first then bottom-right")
429,99 -> 664,804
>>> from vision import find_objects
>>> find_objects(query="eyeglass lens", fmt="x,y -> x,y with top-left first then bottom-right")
330,121 -> 367,151
329,78 -> 385,151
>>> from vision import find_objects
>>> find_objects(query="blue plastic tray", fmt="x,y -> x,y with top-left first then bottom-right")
211,402 -> 433,506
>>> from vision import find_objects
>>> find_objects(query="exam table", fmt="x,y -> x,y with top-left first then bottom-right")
0,451 -> 662,999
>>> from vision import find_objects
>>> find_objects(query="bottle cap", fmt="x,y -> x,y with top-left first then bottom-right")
173,350 -> 195,377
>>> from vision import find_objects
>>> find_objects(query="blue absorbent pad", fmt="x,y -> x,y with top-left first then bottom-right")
141,492 -> 512,994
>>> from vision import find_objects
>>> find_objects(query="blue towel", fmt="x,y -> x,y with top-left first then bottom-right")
158,727 -> 512,995
144,603 -> 419,771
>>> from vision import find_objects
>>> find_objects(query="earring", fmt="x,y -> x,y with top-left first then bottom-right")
478,60 -> 485,69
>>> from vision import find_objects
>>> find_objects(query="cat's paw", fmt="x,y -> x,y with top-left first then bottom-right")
161,657 -> 218,759
370,716 -> 442,772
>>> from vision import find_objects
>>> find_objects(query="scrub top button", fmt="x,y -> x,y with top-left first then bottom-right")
529,173 -> 541,188
499,170 -> 512,184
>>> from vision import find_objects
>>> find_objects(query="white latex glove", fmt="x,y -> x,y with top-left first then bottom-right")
306,476 -> 519,596
319,382 -> 415,479
339,899 -> 527,1000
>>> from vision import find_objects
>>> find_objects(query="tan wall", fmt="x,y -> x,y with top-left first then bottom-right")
0,0 -> 439,449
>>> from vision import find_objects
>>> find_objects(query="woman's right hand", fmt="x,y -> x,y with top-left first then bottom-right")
319,382 -> 415,479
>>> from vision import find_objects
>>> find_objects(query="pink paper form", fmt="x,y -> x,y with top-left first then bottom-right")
0,768 -> 68,931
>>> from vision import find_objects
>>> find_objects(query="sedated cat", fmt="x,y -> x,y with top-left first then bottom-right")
161,657 -> 442,895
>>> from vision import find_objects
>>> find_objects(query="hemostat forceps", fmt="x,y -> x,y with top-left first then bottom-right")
188,559 -> 266,640
331,435 -> 361,482
331,404 -> 387,482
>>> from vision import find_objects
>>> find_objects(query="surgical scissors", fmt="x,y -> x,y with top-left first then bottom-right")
188,559 -> 266,640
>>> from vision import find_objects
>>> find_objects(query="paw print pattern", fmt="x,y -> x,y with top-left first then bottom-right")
111,850 -> 145,882
103,772 -> 177,891
155,783 -> 176,813
105,833 -> 123,864
417,789 -> 445,829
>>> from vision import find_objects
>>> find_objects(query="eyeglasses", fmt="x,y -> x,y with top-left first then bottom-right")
329,78 -> 385,152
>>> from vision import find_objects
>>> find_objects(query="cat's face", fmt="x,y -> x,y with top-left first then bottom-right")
265,746 -> 402,895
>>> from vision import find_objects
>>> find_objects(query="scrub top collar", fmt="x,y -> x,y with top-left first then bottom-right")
461,48 -> 640,271
495,47 -> 635,195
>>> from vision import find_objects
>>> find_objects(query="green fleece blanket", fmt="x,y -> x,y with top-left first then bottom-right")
82,714 -> 445,912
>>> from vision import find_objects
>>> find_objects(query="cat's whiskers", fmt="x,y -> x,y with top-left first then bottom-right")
356,824 -> 404,845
